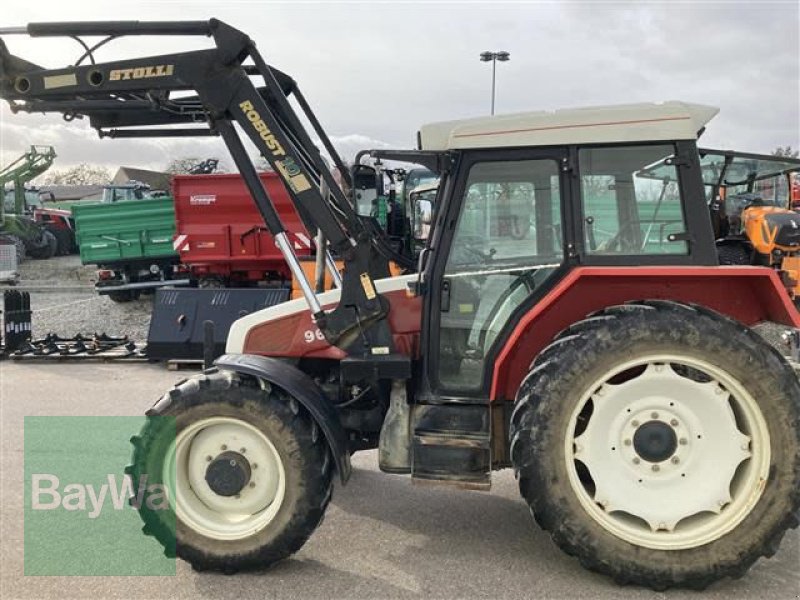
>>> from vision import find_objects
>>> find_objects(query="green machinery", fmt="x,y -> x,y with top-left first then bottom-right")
72,196 -> 182,302
0,145 -> 58,260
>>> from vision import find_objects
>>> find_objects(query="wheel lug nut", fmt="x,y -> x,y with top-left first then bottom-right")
631,420 -> 640,427
671,456 -> 680,464
679,438 -> 687,445
651,412 -> 659,419
252,463 -> 258,469
221,444 -> 227,451
624,439 -> 632,446
240,447 -> 246,453
670,419 -> 678,427
633,457 -> 640,464
652,464 -> 660,472
249,482 -> 256,488
206,455 -> 212,462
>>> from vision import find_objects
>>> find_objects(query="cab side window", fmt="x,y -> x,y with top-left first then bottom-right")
581,145 -> 688,255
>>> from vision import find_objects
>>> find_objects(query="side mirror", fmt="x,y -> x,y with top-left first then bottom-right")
351,164 -> 381,217
414,197 -> 433,241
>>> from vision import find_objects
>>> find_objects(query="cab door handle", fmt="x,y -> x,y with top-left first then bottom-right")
440,278 -> 451,312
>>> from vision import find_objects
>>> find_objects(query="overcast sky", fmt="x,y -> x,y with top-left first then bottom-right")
0,1 -> 798,176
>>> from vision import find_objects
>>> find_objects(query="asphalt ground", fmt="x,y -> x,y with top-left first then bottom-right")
1,361 -> 798,599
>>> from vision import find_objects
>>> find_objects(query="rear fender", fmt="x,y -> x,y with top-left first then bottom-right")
490,266 -> 800,401
215,353 -> 352,483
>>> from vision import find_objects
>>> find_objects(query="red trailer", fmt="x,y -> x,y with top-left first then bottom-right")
172,172 -> 313,287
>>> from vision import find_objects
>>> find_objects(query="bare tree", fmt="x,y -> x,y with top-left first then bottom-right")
165,157 -> 227,175
772,145 -> 799,158
42,163 -> 111,185
252,154 -> 274,172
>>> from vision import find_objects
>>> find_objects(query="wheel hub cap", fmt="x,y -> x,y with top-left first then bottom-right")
205,451 -> 251,497
168,417 -> 287,541
633,420 -> 677,463
567,358 -> 769,549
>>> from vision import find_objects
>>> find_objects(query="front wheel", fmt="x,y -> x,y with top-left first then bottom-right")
107,290 -> 140,303
510,301 -> 800,590
5,234 -> 26,262
128,369 -> 333,572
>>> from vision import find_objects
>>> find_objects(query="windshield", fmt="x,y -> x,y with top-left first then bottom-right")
709,155 -> 800,187
638,149 -> 800,207
102,186 -> 149,203
639,149 -> 800,187
402,169 -> 437,198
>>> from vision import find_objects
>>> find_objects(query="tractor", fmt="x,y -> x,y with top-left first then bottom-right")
1,20 -> 799,591
637,148 -> 800,302
705,150 -> 800,295
0,145 -> 59,259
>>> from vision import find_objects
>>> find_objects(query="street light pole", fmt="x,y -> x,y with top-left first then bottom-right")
480,50 -> 510,116
490,58 -> 497,116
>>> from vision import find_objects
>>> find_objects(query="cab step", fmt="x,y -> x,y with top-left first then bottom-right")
411,403 -> 491,489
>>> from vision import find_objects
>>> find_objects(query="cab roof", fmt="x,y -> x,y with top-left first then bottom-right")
418,101 -> 719,151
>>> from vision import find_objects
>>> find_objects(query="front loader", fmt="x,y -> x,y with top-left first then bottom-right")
2,20 -> 799,591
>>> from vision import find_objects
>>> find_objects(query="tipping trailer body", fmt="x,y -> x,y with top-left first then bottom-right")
74,197 -> 176,265
173,171 -> 313,285
73,197 -> 183,296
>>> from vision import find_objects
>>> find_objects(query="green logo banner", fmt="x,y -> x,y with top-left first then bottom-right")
24,416 -> 176,576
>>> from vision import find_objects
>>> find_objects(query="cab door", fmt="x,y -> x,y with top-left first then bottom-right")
422,148 -> 573,401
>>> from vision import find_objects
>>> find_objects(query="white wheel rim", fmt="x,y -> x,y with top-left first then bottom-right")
565,355 -> 770,550
165,417 -> 286,541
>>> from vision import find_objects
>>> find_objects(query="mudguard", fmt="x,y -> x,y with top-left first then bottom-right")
215,353 -> 352,483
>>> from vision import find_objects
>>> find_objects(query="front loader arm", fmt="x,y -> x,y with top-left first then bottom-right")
0,19 -> 396,354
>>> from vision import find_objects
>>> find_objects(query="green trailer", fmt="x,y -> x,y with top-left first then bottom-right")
73,197 -> 186,302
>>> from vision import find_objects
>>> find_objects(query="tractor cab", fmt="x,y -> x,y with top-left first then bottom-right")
696,149 -> 799,238
350,161 -> 439,264
100,180 -> 153,203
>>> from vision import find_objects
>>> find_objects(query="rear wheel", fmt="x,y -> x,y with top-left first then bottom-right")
27,229 -> 57,260
128,369 -> 333,572
717,242 -> 751,265
48,227 -> 74,255
198,276 -> 226,289
510,301 -> 800,590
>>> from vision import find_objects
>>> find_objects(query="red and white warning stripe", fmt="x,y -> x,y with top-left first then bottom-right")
173,234 -> 190,252
293,232 -> 311,250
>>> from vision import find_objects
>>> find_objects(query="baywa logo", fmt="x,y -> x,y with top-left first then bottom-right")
25,416 -> 176,576
31,473 -> 170,519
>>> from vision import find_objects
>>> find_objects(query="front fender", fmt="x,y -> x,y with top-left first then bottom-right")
215,353 -> 352,483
